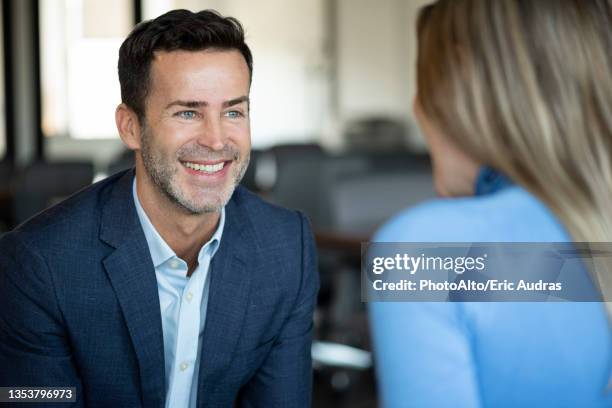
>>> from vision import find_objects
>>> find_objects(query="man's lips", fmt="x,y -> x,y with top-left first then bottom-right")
180,159 -> 227,165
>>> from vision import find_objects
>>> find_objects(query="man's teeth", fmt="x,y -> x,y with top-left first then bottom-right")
183,161 -> 225,173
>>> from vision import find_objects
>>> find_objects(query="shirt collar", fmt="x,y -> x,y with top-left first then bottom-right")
474,166 -> 513,196
132,176 -> 225,268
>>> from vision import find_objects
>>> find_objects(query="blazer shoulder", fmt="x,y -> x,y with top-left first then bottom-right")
234,186 -> 305,222
231,186 -> 310,245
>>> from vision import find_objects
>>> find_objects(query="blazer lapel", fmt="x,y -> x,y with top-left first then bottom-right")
99,171 -> 166,408
197,191 -> 255,400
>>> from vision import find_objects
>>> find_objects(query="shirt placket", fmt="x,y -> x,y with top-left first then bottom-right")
169,261 -> 205,408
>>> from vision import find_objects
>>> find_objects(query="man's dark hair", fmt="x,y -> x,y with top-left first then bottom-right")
118,9 -> 253,123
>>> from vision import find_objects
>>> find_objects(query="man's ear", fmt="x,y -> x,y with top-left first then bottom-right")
115,103 -> 142,150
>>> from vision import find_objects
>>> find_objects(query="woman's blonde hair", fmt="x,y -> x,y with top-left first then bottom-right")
416,0 -> 612,317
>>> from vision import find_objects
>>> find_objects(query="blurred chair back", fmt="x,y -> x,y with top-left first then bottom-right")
344,116 -> 409,153
0,160 -> 12,183
269,143 -> 328,225
328,170 -> 435,236
315,156 -> 370,229
240,148 -> 263,193
13,161 -> 94,225
107,149 -> 135,176
0,160 -> 14,233
363,151 -> 430,172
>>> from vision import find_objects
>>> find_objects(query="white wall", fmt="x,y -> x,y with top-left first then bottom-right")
333,0 -> 431,150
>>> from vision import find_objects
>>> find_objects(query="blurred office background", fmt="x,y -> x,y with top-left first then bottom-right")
0,0 -> 433,406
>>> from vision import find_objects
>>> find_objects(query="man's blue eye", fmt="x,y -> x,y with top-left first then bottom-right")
177,111 -> 197,119
225,111 -> 243,118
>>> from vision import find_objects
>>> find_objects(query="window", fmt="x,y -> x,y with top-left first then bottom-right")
40,0 -> 133,140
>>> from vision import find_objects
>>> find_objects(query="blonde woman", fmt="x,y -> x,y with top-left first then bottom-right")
369,0 -> 612,406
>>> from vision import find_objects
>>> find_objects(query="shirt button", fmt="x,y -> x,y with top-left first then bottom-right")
180,362 -> 189,371
169,259 -> 180,269
186,292 -> 193,302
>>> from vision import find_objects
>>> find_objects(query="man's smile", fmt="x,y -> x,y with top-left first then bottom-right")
181,160 -> 227,174
179,159 -> 233,180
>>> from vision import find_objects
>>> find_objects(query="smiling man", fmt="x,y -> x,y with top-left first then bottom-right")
0,10 -> 319,408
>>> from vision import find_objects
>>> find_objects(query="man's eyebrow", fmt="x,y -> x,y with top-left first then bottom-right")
165,100 -> 207,110
223,96 -> 249,108
164,96 -> 249,110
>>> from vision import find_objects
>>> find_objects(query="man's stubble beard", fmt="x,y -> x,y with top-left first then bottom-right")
139,123 -> 250,215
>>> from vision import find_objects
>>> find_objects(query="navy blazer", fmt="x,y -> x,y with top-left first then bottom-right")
0,170 -> 319,407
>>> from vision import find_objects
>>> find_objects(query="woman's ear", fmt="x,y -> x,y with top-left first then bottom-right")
115,103 -> 142,151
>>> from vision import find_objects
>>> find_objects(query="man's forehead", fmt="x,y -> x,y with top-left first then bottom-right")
150,49 -> 249,84
149,49 -> 249,89
151,48 -> 245,66
145,50 -> 250,110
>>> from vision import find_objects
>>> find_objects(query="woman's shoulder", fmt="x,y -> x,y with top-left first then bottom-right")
375,185 -> 570,243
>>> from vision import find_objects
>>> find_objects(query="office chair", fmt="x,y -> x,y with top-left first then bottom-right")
13,160 -> 94,225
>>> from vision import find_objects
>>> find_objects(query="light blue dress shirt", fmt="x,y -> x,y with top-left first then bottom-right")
369,168 -> 612,407
133,179 -> 225,408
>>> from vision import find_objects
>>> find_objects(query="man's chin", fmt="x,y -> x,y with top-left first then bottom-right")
180,189 -> 235,214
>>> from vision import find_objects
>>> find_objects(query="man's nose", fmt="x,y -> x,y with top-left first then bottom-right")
196,115 -> 224,151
